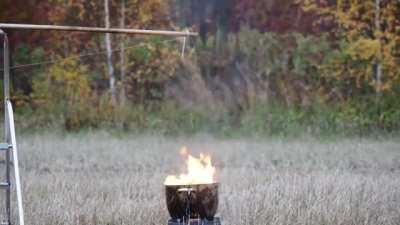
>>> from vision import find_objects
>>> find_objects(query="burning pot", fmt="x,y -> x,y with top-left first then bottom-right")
164,147 -> 220,224
165,183 -> 218,220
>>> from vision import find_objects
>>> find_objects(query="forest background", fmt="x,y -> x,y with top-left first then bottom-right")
0,0 -> 399,137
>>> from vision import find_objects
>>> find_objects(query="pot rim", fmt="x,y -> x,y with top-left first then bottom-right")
164,182 -> 219,187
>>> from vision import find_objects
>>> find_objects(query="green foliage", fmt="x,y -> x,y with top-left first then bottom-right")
232,26 -> 282,76
292,34 -> 331,77
123,37 -> 181,104
32,58 -> 93,130
10,45 -> 46,105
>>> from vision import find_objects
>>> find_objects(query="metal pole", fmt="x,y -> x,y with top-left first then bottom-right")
5,142 -> 11,225
181,30 -> 188,59
1,29 -> 10,100
0,23 -> 198,37
1,28 -> 11,225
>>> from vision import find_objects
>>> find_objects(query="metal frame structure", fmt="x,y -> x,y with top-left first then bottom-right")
0,28 -> 24,225
0,23 -> 197,225
0,23 -> 198,36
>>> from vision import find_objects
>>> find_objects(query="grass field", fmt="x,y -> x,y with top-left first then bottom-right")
2,132 -> 400,225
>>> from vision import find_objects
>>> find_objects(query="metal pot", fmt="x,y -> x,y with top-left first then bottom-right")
165,183 -> 218,220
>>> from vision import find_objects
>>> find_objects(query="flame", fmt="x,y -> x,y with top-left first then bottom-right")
164,146 -> 216,185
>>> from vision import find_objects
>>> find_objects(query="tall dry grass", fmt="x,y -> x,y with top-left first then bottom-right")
1,132 -> 400,225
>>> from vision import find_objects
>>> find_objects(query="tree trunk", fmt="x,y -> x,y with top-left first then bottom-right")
375,0 -> 382,96
104,0 -> 117,104
119,0 -> 126,105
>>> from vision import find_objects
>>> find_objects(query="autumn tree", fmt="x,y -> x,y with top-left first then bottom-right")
232,0 -> 319,34
119,0 -> 127,104
104,0 -> 117,104
44,0 -> 173,104
302,0 -> 400,96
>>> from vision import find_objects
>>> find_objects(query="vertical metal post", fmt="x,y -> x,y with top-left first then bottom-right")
1,28 -> 11,225
2,30 -> 10,101
180,29 -> 189,59
5,145 -> 11,225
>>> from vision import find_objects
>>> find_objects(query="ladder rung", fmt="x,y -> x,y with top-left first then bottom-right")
0,143 -> 11,151
0,182 -> 10,189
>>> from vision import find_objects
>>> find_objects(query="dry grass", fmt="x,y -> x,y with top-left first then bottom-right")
2,132 -> 400,225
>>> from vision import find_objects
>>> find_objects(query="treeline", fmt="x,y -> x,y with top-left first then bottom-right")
1,0 -> 400,136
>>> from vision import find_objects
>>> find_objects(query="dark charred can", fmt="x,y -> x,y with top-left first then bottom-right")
165,183 -> 218,220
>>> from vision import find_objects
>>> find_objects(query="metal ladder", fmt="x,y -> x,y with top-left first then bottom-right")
0,29 -> 25,225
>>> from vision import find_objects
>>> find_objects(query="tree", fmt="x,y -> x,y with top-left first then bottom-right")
119,0 -> 127,105
32,58 -> 92,129
232,0 -> 329,34
104,0 -> 117,104
302,0 -> 400,97
374,0 -> 383,96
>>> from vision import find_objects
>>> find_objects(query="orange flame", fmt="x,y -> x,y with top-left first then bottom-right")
164,146 -> 216,185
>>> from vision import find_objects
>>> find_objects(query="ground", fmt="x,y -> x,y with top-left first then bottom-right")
2,132 -> 400,225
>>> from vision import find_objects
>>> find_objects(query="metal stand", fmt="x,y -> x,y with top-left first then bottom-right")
0,29 -> 25,225
168,218 -> 221,225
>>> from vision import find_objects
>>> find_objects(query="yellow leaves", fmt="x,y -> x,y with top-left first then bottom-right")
300,0 -> 319,12
347,38 -> 381,60
48,58 -> 90,99
32,58 -> 98,130
33,57 -> 92,112
129,0 -> 171,28
302,0 -> 399,96
297,0 -> 331,16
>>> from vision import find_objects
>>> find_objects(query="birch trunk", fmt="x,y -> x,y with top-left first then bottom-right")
104,0 -> 117,104
375,0 -> 382,96
120,0 -> 126,105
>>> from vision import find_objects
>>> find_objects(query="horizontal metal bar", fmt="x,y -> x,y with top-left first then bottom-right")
0,23 -> 198,37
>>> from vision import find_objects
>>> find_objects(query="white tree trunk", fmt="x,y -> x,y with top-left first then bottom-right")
120,0 -> 126,105
375,0 -> 382,95
104,0 -> 117,104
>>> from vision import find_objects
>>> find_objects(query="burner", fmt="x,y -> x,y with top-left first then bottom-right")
167,218 -> 221,225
